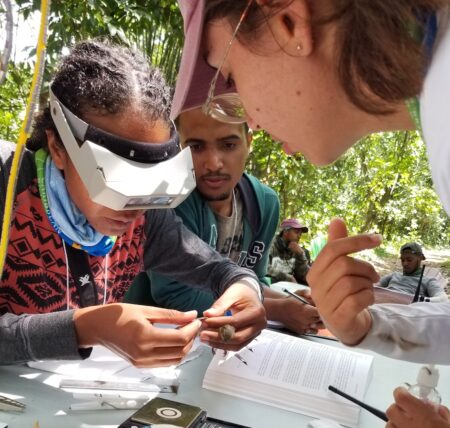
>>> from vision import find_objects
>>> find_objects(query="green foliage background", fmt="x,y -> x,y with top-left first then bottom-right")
1,0 -> 449,248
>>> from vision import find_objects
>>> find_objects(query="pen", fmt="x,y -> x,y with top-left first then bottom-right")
328,385 -> 388,422
60,378 -> 176,393
282,288 -> 311,305
72,392 -> 152,401
69,398 -> 148,411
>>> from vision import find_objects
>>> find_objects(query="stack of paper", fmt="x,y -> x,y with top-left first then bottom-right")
203,329 -> 373,428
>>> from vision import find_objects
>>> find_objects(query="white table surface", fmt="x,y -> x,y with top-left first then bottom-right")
1,332 -> 449,428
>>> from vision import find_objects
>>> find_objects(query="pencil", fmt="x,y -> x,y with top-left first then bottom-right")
282,288 -> 311,305
328,385 -> 388,422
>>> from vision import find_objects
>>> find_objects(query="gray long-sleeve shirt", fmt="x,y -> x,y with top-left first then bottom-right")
0,141 -> 260,364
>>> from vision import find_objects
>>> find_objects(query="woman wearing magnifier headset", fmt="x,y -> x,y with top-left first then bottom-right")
0,40 -> 266,366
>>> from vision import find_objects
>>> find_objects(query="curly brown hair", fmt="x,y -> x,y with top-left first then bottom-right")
27,39 -> 172,150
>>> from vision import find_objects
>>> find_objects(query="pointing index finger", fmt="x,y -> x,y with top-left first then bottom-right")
313,233 -> 382,272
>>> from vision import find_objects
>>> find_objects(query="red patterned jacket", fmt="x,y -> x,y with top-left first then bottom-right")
0,141 -> 145,315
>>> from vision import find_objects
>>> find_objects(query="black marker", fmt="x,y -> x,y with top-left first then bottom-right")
328,385 -> 388,422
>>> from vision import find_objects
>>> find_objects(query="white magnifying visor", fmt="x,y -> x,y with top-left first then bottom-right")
49,89 -> 196,210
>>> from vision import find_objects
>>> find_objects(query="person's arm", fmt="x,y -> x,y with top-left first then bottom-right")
267,257 -> 294,282
144,208 -> 266,351
144,208 -> 262,299
267,239 -> 294,282
291,246 -> 310,284
0,143 -> 87,365
425,277 -> 449,302
0,311 -> 90,365
263,287 -> 323,334
148,196 -> 215,312
359,302 -> 450,363
429,291 -> 449,302
379,273 -> 393,288
309,220 -> 450,364
308,218 -> 381,346
0,304 -> 203,367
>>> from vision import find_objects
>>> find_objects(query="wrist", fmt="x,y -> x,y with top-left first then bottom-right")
341,309 -> 373,346
73,305 -> 103,347
262,297 -> 283,321
238,277 -> 263,302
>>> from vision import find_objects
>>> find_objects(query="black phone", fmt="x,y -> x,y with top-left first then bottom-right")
118,397 -> 251,428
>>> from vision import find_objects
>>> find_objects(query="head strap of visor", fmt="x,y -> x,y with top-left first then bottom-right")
49,88 -> 180,163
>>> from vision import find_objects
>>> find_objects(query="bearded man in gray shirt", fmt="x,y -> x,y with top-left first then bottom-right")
379,242 -> 448,302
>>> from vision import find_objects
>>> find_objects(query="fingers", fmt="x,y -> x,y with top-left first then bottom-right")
296,304 -> 321,323
310,258 -> 379,313
392,387 -> 435,414
310,233 -> 382,277
200,307 -> 266,351
203,306 -> 266,331
108,321 -> 200,368
142,307 -> 198,324
327,217 -> 348,241
295,289 -> 314,305
438,405 -> 450,422
321,275 -> 375,315
199,281 -> 266,350
201,324 -> 261,352
148,318 -> 202,347
386,402 -> 411,425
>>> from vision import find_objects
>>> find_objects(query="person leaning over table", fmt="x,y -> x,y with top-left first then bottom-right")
0,39 -> 266,367
171,0 -> 450,365
171,0 -> 450,425
125,105 -> 322,335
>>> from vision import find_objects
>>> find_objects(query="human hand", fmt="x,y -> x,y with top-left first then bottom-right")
295,289 -> 314,305
288,241 -> 304,255
386,387 -> 450,428
307,218 -> 381,345
73,303 -> 201,367
200,281 -> 266,351
275,297 -> 324,334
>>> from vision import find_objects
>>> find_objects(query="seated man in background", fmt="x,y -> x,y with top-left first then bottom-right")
125,106 -> 322,334
268,219 -> 311,285
379,242 -> 448,302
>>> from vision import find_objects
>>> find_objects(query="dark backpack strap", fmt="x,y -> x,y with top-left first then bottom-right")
65,244 -> 98,307
237,175 -> 261,236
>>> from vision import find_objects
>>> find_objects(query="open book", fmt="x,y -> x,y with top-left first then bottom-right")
203,329 -> 373,428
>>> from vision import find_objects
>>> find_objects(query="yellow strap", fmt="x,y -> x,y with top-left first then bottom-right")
0,0 -> 51,277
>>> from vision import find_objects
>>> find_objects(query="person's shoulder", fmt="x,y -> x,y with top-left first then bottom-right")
242,173 -> 279,202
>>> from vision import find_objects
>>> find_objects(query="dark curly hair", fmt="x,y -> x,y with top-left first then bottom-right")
27,39 -> 172,150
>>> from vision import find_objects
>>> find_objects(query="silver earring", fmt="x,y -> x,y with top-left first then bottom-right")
296,43 -> 303,51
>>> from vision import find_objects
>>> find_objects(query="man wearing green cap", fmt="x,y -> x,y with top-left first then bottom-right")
379,242 -> 448,302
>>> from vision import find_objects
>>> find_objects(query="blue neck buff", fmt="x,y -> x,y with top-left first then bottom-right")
36,149 -> 116,256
